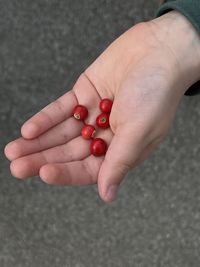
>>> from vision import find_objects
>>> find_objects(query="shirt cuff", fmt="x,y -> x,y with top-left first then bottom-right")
155,0 -> 200,96
156,0 -> 200,34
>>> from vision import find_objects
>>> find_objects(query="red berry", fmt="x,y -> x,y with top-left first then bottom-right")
99,98 -> 113,113
96,113 -> 110,128
81,124 -> 96,140
90,138 -> 107,157
73,105 -> 88,121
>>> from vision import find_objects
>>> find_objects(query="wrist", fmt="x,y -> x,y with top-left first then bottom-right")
149,11 -> 200,94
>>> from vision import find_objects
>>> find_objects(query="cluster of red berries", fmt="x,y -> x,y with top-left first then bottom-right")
72,98 -> 113,157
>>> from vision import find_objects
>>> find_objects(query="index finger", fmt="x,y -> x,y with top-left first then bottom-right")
21,90 -> 78,139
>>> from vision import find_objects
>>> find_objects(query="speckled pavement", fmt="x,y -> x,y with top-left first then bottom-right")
1,1 -> 200,266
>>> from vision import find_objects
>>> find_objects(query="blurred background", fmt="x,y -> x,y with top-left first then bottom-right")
1,0 -> 200,266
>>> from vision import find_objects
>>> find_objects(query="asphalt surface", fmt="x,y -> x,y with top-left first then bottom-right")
1,1 -> 200,266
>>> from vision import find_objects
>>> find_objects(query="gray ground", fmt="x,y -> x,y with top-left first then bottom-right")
1,1 -> 200,266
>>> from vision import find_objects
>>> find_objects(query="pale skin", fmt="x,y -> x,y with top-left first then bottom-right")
4,11 -> 200,203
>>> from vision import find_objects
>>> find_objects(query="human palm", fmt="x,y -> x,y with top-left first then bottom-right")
5,22 -> 185,202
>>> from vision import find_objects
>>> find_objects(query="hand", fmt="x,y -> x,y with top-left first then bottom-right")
5,11 -> 200,203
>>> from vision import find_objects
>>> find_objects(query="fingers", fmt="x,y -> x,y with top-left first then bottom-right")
40,155 -> 104,186
97,125 -> 148,203
9,73 -> 110,160
10,136 -> 92,179
10,128 -> 114,180
5,117 -> 83,161
21,90 -> 78,139
20,73 -> 104,140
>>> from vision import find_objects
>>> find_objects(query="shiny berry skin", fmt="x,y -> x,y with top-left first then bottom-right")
96,113 -> 110,128
73,105 -> 88,121
99,98 -> 113,113
90,138 -> 107,157
81,124 -> 96,140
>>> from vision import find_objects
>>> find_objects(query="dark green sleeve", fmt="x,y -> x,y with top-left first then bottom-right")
156,0 -> 200,96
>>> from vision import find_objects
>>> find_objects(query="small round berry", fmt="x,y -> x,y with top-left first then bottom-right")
73,105 -> 88,121
96,113 -> 110,128
81,125 -> 96,140
90,138 -> 107,157
99,98 -> 113,113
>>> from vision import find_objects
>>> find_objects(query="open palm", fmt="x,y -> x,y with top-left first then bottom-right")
5,22 -> 184,202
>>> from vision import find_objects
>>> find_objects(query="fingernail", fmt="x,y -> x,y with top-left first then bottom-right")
106,185 -> 118,202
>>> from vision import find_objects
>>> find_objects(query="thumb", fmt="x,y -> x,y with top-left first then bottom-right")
98,125 -> 147,203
